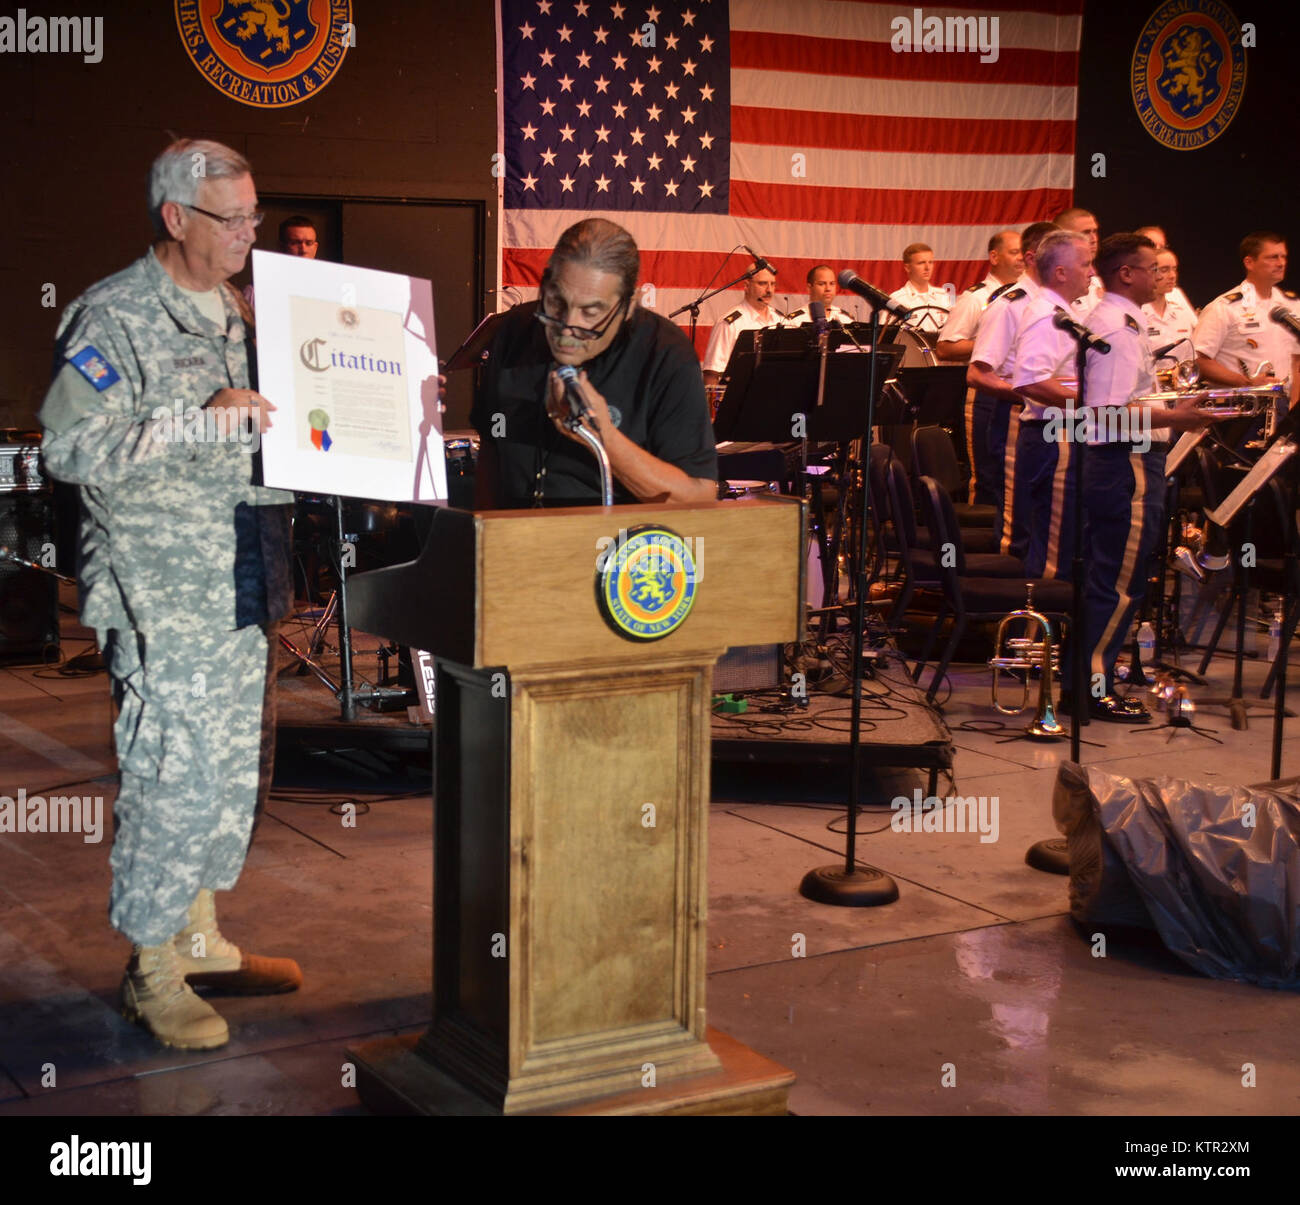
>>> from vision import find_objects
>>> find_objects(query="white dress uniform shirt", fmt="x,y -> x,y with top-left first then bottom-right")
1084,293 -> 1161,443
782,303 -> 854,327
1071,273 -> 1105,320
888,282 -> 952,332
701,298 -> 785,376
1141,292 -> 1197,364
1193,280 -> 1300,379
970,277 -> 1041,380
1168,285 -> 1195,313
1012,286 -> 1083,418
938,274 -> 1001,347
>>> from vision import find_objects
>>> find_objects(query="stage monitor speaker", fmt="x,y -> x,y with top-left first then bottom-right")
0,492 -> 59,662
713,643 -> 782,693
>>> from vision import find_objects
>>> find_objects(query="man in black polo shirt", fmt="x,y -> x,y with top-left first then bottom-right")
471,218 -> 718,507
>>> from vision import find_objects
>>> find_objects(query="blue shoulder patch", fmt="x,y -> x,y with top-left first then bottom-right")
69,345 -> 121,392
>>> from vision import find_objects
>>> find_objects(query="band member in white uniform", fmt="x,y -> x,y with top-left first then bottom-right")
1142,248 -> 1197,365
1010,229 -> 1095,579
1193,231 -> 1300,390
1055,207 -> 1104,317
888,243 -> 952,332
966,222 -> 1056,542
1069,233 -> 1217,723
701,261 -> 785,387
935,230 -> 1023,363
1135,226 -> 1195,312
784,264 -> 853,326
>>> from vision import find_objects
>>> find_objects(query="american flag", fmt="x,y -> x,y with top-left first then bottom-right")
497,0 -> 1082,353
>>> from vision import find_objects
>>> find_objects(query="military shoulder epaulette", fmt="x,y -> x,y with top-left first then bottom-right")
1000,287 -> 1027,303
723,309 -> 743,324
965,282 -> 985,293
774,309 -> 788,319
1284,290 -> 1298,301
1124,314 -> 1140,332
787,308 -> 805,319
1225,291 -> 1244,303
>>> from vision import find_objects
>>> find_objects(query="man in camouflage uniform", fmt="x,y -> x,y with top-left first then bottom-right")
38,138 -> 300,1050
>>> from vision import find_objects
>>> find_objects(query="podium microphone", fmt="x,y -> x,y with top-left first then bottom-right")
1269,306 -> 1300,341
837,269 -> 912,321
742,245 -> 775,275
555,364 -> 594,428
1052,308 -> 1111,354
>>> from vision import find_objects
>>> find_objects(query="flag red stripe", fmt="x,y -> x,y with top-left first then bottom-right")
730,179 -> 1072,227
503,247 -> 990,294
732,106 -> 1075,156
732,30 -> 1079,87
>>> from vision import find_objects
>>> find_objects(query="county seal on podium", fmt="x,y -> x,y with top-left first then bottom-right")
596,526 -> 699,642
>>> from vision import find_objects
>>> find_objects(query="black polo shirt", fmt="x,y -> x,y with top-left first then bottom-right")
469,301 -> 717,507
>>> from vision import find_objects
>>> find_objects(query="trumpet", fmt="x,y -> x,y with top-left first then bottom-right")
1138,357 -> 1289,418
989,583 -> 1065,740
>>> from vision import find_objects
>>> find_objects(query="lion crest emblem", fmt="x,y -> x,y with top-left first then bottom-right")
214,0 -> 318,72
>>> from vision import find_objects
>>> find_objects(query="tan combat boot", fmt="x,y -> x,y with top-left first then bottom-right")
121,941 -> 229,1050
174,888 -> 302,995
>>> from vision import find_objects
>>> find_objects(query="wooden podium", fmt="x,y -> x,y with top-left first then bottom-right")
345,497 -> 803,1114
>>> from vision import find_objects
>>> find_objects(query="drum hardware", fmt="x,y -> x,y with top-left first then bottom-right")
988,583 -> 1065,740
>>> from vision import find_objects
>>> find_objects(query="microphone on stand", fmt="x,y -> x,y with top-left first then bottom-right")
1269,306 -> 1300,341
1152,340 -> 1184,362
742,245 -> 775,275
808,300 -> 828,336
1052,308 -> 1111,354
837,269 -> 912,321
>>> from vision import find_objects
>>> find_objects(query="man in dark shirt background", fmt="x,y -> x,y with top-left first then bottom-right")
471,218 -> 717,507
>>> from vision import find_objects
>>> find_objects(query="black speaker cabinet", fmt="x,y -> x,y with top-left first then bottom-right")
0,492 -> 59,662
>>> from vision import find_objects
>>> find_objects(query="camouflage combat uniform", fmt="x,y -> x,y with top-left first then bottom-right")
38,248 -> 293,947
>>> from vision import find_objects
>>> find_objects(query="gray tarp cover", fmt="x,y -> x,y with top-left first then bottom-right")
1052,761 -> 1300,987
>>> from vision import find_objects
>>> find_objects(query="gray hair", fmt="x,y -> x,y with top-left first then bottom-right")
1035,229 -> 1088,282
544,218 -> 640,301
147,138 -> 252,237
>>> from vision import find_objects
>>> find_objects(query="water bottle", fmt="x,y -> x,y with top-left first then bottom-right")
1268,610 -> 1282,662
1137,621 -> 1155,660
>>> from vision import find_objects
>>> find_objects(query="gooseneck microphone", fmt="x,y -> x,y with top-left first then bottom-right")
552,364 -> 613,505
1052,307 -> 1111,354
555,364 -> 594,427
837,269 -> 912,321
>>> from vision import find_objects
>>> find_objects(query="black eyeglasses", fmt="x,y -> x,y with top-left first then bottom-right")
183,203 -> 265,232
535,293 -> 627,341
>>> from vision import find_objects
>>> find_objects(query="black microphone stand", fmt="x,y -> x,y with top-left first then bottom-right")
1027,326 -> 1103,873
669,263 -> 764,353
800,304 -> 900,907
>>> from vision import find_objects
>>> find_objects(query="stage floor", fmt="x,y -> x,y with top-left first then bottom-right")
2,583 -> 1299,1117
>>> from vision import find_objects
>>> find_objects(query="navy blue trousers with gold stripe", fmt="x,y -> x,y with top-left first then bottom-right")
1072,443 -> 1167,696
1014,418 -> 1077,580
970,391 -> 1014,509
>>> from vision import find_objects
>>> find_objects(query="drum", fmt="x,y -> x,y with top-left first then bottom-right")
722,479 -> 779,500
891,324 -> 940,368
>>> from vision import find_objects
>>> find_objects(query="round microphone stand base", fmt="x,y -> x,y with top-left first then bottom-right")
799,864 -> 899,907
1024,837 -> 1070,876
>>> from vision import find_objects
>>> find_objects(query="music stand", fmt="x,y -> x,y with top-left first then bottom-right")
1195,438 -> 1299,734
443,309 -> 513,373
712,331 -> 903,442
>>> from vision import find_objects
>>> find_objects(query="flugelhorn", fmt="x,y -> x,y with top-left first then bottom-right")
989,583 -> 1065,740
